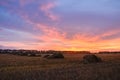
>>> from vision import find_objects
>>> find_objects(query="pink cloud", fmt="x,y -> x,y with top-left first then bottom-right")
2,41 -> 40,50
0,28 -> 2,31
91,29 -> 120,41
40,2 -> 59,21
19,0 -> 35,7
34,24 -> 120,51
2,23 -> 120,51
36,24 -> 66,41
2,21 -> 119,51
33,24 -> 97,50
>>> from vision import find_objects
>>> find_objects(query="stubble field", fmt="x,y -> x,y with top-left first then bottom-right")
0,53 -> 120,80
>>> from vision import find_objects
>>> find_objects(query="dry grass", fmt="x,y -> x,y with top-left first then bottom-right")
0,53 -> 120,80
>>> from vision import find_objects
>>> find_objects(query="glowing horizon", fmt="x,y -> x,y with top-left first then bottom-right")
0,0 -> 120,51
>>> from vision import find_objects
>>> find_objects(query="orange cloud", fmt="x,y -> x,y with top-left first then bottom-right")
4,23 -> 118,52
4,12 -> 119,52
33,24 -> 120,51
3,24 -> 120,52
34,24 -> 97,51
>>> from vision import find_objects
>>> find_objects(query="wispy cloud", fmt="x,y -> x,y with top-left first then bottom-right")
40,2 -> 59,21
19,0 -> 35,7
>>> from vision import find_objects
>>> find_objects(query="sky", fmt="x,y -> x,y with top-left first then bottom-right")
0,0 -> 120,51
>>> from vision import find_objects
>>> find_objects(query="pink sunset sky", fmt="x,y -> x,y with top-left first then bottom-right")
0,0 -> 120,51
